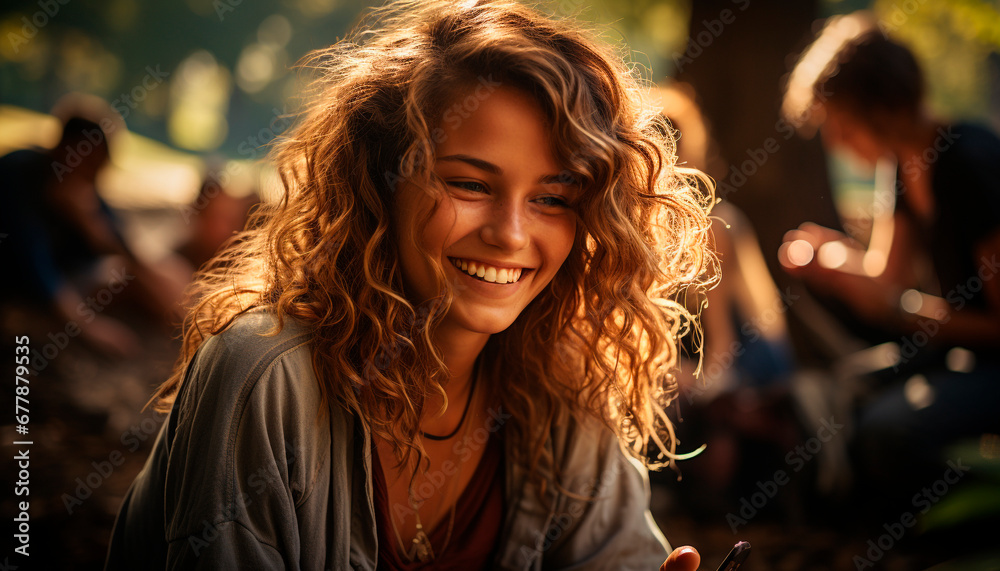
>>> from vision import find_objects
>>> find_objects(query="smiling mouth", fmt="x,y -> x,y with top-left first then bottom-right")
448,257 -> 531,284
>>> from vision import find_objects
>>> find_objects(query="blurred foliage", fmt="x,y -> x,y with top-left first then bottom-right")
546,0 -> 690,79
815,0 -> 999,241
0,0 -> 694,158
870,0 -> 1000,123
821,0 -> 872,17
1,0 -> 996,157
920,482 -> 1000,531
0,0 -> 379,156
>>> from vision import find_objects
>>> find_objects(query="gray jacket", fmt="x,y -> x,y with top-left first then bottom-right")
105,309 -> 672,569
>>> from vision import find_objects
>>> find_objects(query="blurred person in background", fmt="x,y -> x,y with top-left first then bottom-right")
0,94 -> 188,357
656,83 -> 801,517
779,12 -> 1000,505
176,159 -> 260,275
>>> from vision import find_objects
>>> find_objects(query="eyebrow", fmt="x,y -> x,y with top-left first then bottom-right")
437,154 -> 574,185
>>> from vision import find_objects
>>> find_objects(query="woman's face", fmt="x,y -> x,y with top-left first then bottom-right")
394,85 -> 579,335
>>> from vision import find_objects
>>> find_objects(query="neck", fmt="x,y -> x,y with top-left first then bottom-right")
419,321 -> 490,434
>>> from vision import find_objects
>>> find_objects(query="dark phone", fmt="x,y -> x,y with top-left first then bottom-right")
716,541 -> 751,571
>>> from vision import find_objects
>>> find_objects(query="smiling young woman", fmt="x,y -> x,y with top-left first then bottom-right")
105,1 -> 716,569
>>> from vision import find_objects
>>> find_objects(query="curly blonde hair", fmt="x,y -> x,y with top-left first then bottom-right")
153,0 -> 717,486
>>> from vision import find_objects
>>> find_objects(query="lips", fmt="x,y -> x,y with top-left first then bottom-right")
448,257 -> 529,284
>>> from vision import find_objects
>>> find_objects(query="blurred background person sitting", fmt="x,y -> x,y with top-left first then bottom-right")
0,94 -> 188,357
779,11 -> 1000,505
653,82 -> 803,519
176,157 -> 260,276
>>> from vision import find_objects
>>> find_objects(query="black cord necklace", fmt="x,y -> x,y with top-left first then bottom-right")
421,359 -> 480,441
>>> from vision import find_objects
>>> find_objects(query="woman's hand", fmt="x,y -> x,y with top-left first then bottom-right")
660,546 -> 700,571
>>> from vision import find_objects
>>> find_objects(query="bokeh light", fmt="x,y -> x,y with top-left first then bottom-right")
168,50 -> 230,151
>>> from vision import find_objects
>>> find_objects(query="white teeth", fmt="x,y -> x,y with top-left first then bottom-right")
450,258 -> 523,284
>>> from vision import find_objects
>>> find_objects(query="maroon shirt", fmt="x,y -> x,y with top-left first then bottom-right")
372,432 -> 505,569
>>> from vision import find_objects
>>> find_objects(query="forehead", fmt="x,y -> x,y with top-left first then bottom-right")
434,86 -> 562,175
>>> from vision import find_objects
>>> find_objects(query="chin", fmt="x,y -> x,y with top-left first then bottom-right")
450,305 -> 521,334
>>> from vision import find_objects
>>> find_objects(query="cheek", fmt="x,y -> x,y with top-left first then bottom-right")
421,198 -> 460,253
393,187 -> 454,297
540,217 -> 578,273
559,219 -> 577,258
397,185 -> 455,253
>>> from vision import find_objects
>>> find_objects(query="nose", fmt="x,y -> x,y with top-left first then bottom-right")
480,198 -> 529,252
